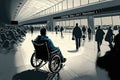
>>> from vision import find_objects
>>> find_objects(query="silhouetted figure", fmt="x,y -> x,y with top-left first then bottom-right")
30,26 -> 34,34
34,28 -> 66,63
96,30 -> 120,80
72,23 -> 82,50
105,27 -> 114,49
82,26 -> 86,40
88,27 -> 92,41
55,25 -> 58,34
60,26 -> 64,37
114,29 -> 120,51
95,26 -> 105,53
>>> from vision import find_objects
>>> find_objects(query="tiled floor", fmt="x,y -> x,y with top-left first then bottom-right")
0,30 -> 115,80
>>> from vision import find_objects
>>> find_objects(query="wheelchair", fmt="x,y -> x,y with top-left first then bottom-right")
30,40 -> 63,73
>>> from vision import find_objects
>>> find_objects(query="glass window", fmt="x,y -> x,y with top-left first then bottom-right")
51,6 -> 54,13
58,3 -> 62,12
74,0 -> 80,8
81,0 -> 88,5
112,16 -> 120,25
55,5 -> 59,12
63,21 -> 66,26
68,0 -> 73,9
59,21 -> 63,26
47,9 -> 49,14
50,8 -> 52,14
53,6 -> 56,13
81,19 -> 87,26
89,0 -> 99,3
66,20 -> 70,26
56,21 -> 60,26
70,20 -> 74,26
63,0 -> 67,11
75,19 -> 80,26
94,18 -> 101,26
102,16 -> 112,25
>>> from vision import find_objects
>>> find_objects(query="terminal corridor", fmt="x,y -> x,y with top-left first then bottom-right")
0,30 -> 112,80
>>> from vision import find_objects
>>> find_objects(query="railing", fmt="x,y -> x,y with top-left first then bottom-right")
22,0 -> 112,22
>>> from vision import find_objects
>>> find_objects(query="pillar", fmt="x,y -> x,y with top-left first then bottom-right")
87,16 -> 95,34
47,18 -> 55,31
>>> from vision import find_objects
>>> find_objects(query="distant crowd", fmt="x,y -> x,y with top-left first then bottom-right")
0,25 -> 27,50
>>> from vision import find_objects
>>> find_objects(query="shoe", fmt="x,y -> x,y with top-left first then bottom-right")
61,58 -> 66,63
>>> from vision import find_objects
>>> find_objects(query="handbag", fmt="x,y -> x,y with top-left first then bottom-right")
72,36 -> 75,40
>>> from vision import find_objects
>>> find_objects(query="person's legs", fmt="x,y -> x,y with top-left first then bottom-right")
75,38 -> 79,50
54,47 -> 66,62
97,41 -> 100,52
99,41 -> 103,52
78,38 -> 81,48
88,34 -> 91,41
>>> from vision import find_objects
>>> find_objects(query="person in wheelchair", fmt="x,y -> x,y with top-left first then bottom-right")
34,27 -> 66,63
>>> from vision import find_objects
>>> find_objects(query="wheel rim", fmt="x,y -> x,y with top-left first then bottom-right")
31,53 -> 43,67
49,55 -> 61,72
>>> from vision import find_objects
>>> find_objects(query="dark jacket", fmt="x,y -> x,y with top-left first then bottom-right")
95,29 -> 105,42
34,35 -> 56,51
73,26 -> 82,38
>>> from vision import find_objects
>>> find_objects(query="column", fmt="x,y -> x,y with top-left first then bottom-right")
47,18 -> 55,31
87,16 -> 95,34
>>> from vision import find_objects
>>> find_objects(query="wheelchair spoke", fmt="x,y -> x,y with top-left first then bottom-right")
49,55 -> 62,72
31,53 -> 43,67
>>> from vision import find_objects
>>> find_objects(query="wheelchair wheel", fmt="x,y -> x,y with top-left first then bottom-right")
49,55 -> 62,73
31,53 -> 43,67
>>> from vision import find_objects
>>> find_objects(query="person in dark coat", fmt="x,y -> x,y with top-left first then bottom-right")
82,26 -> 86,40
55,25 -> 58,34
95,26 -> 105,53
60,26 -> 64,37
105,26 -> 114,49
72,23 -> 82,51
113,29 -> 120,51
88,27 -> 92,41
96,30 -> 120,80
30,26 -> 34,34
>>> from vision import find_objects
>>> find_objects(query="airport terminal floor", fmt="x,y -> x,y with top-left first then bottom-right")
0,30 -> 117,80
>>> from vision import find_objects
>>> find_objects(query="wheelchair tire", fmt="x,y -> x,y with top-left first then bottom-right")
30,53 -> 43,67
49,55 -> 62,73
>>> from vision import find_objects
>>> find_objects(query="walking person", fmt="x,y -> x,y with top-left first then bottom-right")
60,26 -> 64,37
30,26 -> 34,34
114,29 -> 120,51
95,26 -> 105,53
88,27 -> 92,41
105,26 -> 114,49
82,26 -> 86,40
72,23 -> 82,51
55,26 -> 58,34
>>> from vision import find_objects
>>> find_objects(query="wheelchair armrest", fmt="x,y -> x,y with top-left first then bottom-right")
50,49 -> 59,54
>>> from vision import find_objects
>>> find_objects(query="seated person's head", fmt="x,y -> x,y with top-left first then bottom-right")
76,23 -> 78,26
40,28 -> 46,36
98,26 -> 101,29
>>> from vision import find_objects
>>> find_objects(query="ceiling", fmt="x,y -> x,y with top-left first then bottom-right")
0,0 -> 25,24
14,0 -> 63,22
0,0 -> 63,24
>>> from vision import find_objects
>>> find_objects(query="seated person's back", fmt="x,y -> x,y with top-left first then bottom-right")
34,28 -> 66,63
34,28 -> 57,52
